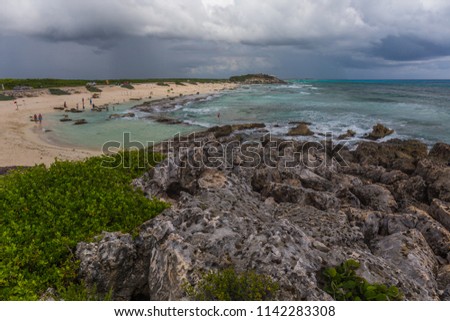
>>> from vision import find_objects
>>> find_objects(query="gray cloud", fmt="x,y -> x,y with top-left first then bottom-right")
371,35 -> 450,61
1,0 -> 450,78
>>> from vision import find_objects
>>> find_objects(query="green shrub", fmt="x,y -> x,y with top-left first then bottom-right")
49,88 -> 71,95
0,150 -> 168,300
322,259 -> 403,301
57,282 -> 112,301
184,268 -> 279,301
86,86 -> 102,92
121,84 -> 135,90
175,81 -> 186,86
156,82 -> 169,87
0,94 -> 15,101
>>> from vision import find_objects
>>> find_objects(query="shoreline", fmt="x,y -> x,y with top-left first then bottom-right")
0,82 -> 237,167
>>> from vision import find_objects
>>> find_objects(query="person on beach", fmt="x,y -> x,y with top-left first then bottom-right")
90,98 -> 92,106
38,114 -> 42,124
64,101 -> 67,108
76,103 -> 79,110
14,101 -> 18,110
33,114 -> 37,122
82,97 -> 85,109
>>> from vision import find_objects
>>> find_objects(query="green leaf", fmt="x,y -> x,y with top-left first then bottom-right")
324,268 -> 337,278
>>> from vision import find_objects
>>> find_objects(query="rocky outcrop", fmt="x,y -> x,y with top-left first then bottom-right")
229,74 -> 286,84
147,116 -> 183,124
429,142 -> 450,165
338,129 -> 356,140
364,123 -> 394,140
76,132 -> 450,301
73,119 -> 87,125
430,199 -> 450,231
288,123 -> 314,136
109,113 -> 135,119
353,139 -> 428,174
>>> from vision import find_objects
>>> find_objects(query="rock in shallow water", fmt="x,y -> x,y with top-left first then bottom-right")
365,123 -> 394,140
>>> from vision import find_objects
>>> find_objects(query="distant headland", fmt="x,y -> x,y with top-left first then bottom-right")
229,73 -> 286,84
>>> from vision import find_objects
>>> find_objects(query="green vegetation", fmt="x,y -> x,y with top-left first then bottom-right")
57,282 -> 112,301
322,259 -> 403,301
0,150 -> 168,300
121,84 -> 135,90
229,73 -> 282,83
0,78 -> 89,90
0,94 -> 15,101
184,268 -> 279,301
86,85 -> 102,93
175,81 -> 186,86
49,88 -> 71,95
0,78 -> 227,90
156,82 -> 170,87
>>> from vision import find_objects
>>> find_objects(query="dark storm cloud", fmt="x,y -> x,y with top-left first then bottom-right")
371,35 -> 450,61
1,0 -> 450,78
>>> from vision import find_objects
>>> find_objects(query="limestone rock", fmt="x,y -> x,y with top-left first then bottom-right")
351,184 -> 398,213
365,123 -> 394,140
338,129 -> 356,140
437,265 -> 450,300
354,139 -> 427,173
372,229 -> 439,300
76,232 -> 147,300
429,199 -> 450,231
429,142 -> 450,165
288,123 -> 314,136
75,129 -> 450,301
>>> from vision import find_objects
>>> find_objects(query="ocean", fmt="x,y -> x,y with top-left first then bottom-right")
47,80 -> 450,150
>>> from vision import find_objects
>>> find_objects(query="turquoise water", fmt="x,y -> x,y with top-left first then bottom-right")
47,80 -> 450,150
46,101 -> 203,149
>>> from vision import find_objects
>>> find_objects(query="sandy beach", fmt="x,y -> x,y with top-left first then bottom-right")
0,82 -> 236,167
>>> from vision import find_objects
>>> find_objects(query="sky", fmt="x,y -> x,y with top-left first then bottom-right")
1,0 -> 450,79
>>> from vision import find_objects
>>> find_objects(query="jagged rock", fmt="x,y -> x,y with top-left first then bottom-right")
336,189 -> 361,208
351,184 -> 398,213
231,123 -> 266,131
298,168 -> 333,191
338,129 -> 356,140
75,129 -> 450,301
73,119 -> 87,125
416,160 -> 450,202
401,207 -> 450,258
76,232 -> 147,300
150,116 -> 182,124
379,170 -> 408,185
429,142 -> 450,165
391,175 -> 428,206
109,114 -> 121,119
371,229 -> 439,300
354,139 -> 427,174
109,112 -> 135,119
207,125 -> 234,138
437,265 -> 450,300
429,170 -> 450,203
365,123 -> 394,140
288,123 -> 314,136
429,199 -> 450,231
